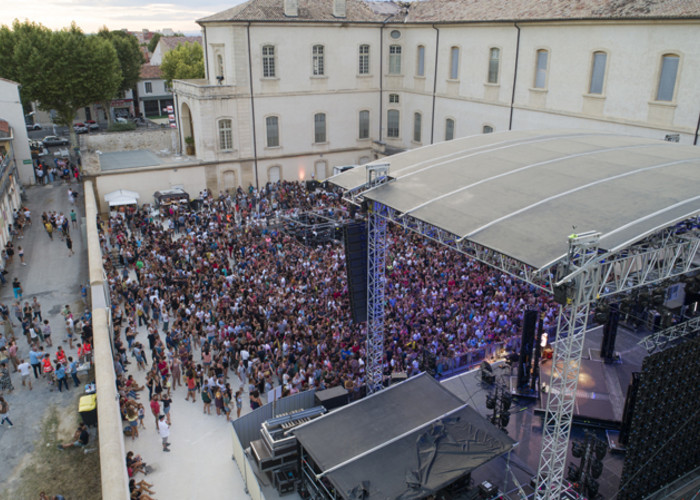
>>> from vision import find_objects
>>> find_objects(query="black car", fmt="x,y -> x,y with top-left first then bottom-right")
42,135 -> 70,147
26,123 -> 42,131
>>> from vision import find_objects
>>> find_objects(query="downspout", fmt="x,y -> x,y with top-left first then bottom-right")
430,24 -> 440,144
509,22 -> 521,130
379,22 -> 385,142
246,22 -> 260,189
202,25 -> 210,80
694,111 -> 700,146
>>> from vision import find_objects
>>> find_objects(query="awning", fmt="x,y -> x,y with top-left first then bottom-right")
104,189 -> 140,207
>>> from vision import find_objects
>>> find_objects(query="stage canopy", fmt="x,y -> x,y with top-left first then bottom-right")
104,189 -> 140,207
330,130 -> 700,271
294,374 -> 515,499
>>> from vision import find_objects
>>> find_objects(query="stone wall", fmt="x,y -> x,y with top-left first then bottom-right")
83,128 -> 177,154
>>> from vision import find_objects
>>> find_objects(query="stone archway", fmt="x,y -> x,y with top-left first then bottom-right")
180,102 -> 195,155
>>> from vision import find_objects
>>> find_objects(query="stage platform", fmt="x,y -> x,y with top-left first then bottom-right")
535,355 -> 626,428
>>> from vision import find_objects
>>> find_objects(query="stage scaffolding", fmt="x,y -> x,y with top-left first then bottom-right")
346,171 -> 700,499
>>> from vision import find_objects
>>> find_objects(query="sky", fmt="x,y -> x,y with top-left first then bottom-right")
3,0 -> 247,35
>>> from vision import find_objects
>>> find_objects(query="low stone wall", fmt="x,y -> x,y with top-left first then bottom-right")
83,128 -> 176,154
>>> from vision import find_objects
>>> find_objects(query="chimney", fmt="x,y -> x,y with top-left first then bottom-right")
284,0 -> 298,17
333,0 -> 347,18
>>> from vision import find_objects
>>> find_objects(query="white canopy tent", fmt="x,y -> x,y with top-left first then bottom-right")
104,189 -> 140,207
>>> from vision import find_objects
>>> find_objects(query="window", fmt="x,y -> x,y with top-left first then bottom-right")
389,93 -> 399,104
534,49 -> 548,89
218,119 -> 233,151
262,45 -> 275,78
656,54 -> 680,102
387,110 -> 399,138
445,118 -> 455,141
417,45 -> 425,77
389,45 -> 402,75
359,44 -> 370,75
588,51 -> 607,94
413,112 -> 422,142
268,165 -> 281,183
144,81 -> 152,94
390,30 -> 401,39
450,46 -> 460,79
216,54 -> 224,78
359,110 -> 370,139
312,44 -> 325,76
483,125 -> 494,134
488,48 -> 500,84
266,116 -> 279,147
314,113 -> 326,143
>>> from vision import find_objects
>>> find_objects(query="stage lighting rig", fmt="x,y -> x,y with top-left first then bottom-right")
569,431 -> 607,499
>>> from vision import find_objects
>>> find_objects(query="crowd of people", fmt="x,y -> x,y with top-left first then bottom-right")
103,180 -> 557,427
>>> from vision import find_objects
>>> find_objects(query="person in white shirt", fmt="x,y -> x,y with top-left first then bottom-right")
158,415 -> 170,452
18,358 -> 32,390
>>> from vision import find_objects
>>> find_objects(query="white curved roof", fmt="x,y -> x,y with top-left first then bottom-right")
331,130 -> 700,270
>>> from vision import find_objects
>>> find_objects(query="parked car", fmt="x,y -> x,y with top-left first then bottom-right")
85,120 -> 100,131
42,135 -> 70,147
26,123 -> 42,131
28,139 -> 48,158
74,124 -> 89,134
115,116 -> 128,124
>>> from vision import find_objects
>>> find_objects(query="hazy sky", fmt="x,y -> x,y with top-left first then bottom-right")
3,0 -> 246,34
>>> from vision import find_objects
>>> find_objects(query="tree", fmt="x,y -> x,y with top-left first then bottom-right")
161,42 -> 204,87
0,21 -> 122,151
147,32 -> 161,53
98,28 -> 144,124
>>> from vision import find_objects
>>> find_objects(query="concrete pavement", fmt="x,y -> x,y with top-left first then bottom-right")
0,181 -> 89,493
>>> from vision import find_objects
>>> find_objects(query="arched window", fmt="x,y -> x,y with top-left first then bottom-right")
413,112 -> 422,143
216,54 -> 224,78
589,51 -> 607,94
450,46 -> 460,79
656,53 -> 680,102
266,116 -> 279,147
488,48 -> 500,84
218,119 -> 233,151
314,113 -> 326,143
445,118 -> 455,141
534,49 -> 549,89
387,110 -> 399,138
416,45 -> 425,77
359,110 -> 370,139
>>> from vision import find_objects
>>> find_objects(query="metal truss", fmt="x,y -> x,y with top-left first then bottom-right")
557,228 -> 700,302
638,315 -> 700,353
535,234 -> 598,500
366,201 -> 388,394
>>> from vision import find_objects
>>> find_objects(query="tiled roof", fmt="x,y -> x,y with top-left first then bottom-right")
199,0 -> 700,24
140,64 -> 162,79
158,36 -> 202,50
198,0 -> 399,23
406,0 -> 700,22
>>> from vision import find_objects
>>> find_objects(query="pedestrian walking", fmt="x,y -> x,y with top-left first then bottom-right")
11,278 -> 22,300
32,297 -> 42,321
17,358 -> 32,390
149,394 -> 160,429
55,362 -> 69,392
70,209 -> 77,228
44,220 -> 53,240
0,396 -> 12,427
67,356 -> 80,388
66,236 -> 74,256
158,414 -> 170,452
18,246 -> 26,266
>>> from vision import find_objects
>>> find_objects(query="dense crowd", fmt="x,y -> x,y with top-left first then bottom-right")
103,180 -> 557,418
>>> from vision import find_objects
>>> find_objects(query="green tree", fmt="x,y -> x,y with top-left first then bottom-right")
0,21 -> 122,151
147,32 -> 161,53
98,28 -> 144,124
161,42 -> 204,87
